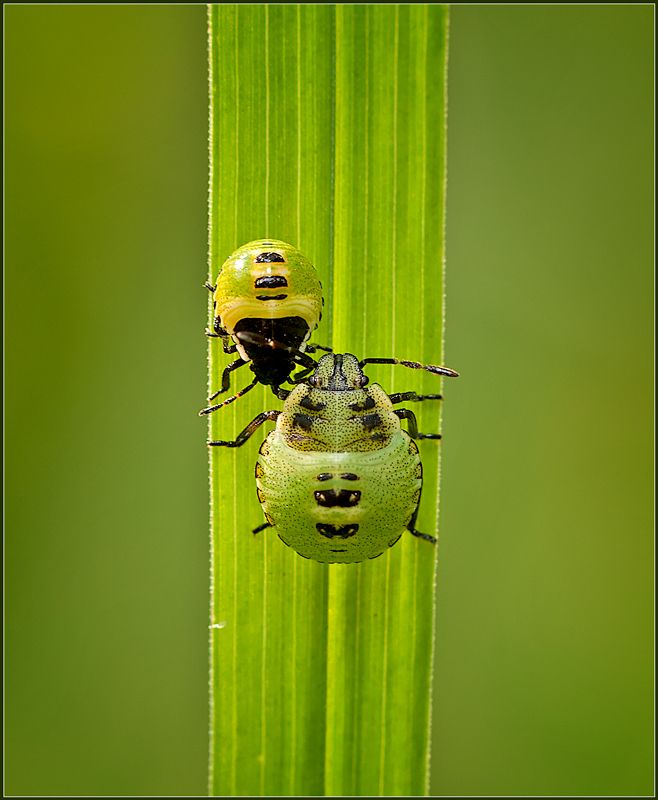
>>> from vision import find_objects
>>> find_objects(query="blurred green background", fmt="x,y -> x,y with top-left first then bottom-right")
5,4 -> 652,797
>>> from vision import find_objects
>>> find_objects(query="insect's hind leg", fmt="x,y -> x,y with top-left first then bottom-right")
253,521 -> 273,534
406,507 -> 437,545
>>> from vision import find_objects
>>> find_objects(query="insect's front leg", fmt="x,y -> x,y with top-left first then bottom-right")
207,410 -> 280,447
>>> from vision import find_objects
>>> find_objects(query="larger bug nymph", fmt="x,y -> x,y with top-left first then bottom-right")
208,353 -> 459,564
201,239 -> 328,415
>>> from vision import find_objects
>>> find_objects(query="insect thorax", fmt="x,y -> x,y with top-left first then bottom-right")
233,316 -> 311,385
276,383 -> 401,453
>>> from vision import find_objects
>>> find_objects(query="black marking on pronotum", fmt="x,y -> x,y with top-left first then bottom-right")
300,396 -> 326,412
340,473 -> 359,481
330,549 -> 348,553
349,396 -> 376,412
293,413 -> 315,431
358,413 -> 382,430
316,523 -> 359,539
314,489 -> 362,508
256,294 -> 288,301
255,252 -> 285,263
316,473 -> 333,482
254,275 -> 288,289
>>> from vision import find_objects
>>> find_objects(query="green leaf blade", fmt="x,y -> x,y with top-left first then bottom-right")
209,5 -> 448,796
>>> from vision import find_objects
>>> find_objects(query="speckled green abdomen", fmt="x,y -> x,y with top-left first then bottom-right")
256,430 -> 422,563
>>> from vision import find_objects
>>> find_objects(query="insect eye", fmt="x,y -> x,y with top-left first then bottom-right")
360,376 -> 369,387
309,375 -> 317,386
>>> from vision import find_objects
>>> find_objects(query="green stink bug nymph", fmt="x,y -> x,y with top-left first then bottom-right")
208,353 -> 459,564
200,239 -> 329,416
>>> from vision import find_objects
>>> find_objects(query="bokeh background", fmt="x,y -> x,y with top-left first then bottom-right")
5,5 -> 652,797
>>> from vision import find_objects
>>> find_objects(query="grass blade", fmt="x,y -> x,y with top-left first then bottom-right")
208,5 -> 448,795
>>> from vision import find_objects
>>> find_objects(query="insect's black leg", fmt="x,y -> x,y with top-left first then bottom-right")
389,391 -> 443,404
395,408 -> 419,438
359,357 -> 459,378
200,375 -> 258,416
291,351 -> 318,370
203,282 -> 216,292
395,408 -> 442,440
272,385 -> 291,400
305,342 -> 333,354
205,332 -> 237,355
205,319 -> 235,350
253,522 -> 273,534
290,366 -> 314,384
207,409 -> 280,446
409,528 -> 437,545
407,507 -> 437,545
207,358 -> 247,402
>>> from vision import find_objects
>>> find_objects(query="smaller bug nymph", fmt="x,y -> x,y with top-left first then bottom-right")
208,353 -> 459,563
200,239 -> 330,416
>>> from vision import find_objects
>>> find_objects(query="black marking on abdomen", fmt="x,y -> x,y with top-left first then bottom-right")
340,473 -> 359,481
330,549 -> 348,553
359,413 -> 382,430
316,473 -> 333,482
255,252 -> 285,263
300,396 -> 326,412
255,275 -> 288,288
349,396 -> 376,411
256,294 -> 288,301
314,489 -> 361,508
316,523 -> 359,539
293,413 -> 315,431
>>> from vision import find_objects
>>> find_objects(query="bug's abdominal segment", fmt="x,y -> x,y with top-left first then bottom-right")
217,294 -> 321,334
256,430 -> 421,564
